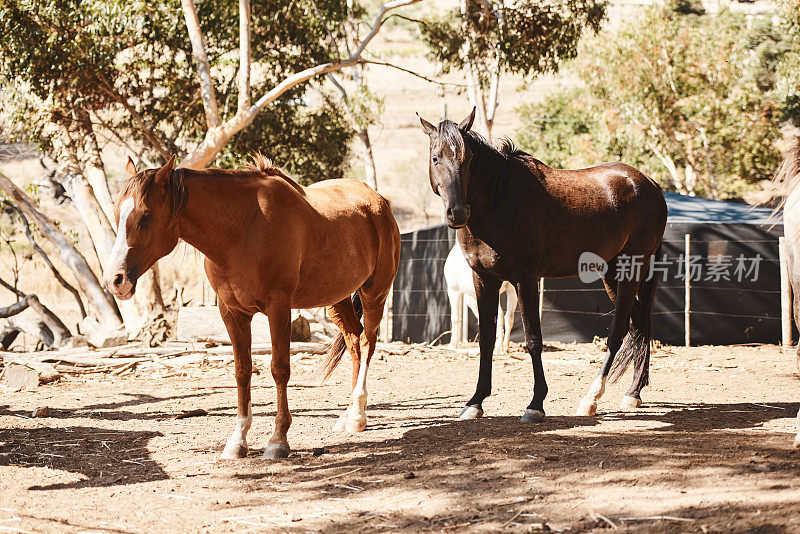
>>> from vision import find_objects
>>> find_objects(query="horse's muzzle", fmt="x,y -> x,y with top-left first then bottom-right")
446,205 -> 470,228
104,270 -> 136,300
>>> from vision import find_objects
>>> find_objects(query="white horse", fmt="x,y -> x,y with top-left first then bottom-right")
445,242 -> 518,353
772,140 -> 800,448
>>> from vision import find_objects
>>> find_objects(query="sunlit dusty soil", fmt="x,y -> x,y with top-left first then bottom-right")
2,342 -> 800,533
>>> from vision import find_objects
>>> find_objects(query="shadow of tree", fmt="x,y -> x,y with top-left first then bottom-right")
220,402 -> 800,532
0,425 -> 167,490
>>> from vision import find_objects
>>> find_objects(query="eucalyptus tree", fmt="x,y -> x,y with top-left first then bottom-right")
0,0 -> 423,338
419,0 -> 605,139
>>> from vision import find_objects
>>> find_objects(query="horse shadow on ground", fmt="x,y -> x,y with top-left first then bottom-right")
226,401 -> 800,533
0,425 -> 167,490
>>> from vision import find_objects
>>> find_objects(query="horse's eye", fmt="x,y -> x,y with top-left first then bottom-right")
139,212 -> 152,228
432,155 -> 439,165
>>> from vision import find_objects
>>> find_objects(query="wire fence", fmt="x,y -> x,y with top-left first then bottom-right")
391,229 -> 785,346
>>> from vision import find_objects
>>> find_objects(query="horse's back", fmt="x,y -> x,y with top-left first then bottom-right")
306,179 -> 393,222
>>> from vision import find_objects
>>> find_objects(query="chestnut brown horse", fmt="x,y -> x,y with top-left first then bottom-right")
419,108 -> 667,422
103,155 -> 400,459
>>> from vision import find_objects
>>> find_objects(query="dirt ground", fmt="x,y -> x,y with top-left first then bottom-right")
2,341 -> 800,533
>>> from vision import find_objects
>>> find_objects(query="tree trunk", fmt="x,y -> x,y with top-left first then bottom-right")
460,0 -> 492,139
75,108 -> 115,221
3,199 -> 87,319
356,128 -> 378,190
0,171 -> 123,329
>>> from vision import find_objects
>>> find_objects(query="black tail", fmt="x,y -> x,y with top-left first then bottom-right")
608,261 -> 658,385
320,292 -> 363,382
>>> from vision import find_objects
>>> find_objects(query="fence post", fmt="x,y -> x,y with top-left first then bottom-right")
780,236 -> 792,348
684,233 -> 691,348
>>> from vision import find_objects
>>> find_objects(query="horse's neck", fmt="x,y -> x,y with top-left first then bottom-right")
176,172 -> 255,264
464,151 -> 544,247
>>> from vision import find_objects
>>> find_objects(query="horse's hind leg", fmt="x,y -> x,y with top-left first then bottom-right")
620,271 -> 657,410
576,280 -> 638,416
345,292 -> 386,431
448,288 -> 463,348
795,408 -> 800,448
503,284 -> 518,353
327,297 -> 365,432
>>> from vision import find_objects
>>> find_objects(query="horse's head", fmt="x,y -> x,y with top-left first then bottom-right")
418,108 -> 475,228
103,155 -> 184,300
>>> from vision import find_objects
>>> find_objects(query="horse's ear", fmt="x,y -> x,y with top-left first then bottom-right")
154,155 -> 176,184
417,112 -> 437,137
459,107 -> 476,133
125,156 -> 137,179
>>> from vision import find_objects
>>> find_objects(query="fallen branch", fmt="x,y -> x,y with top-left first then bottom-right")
618,516 -> 693,523
590,511 -> 618,529
0,299 -> 29,319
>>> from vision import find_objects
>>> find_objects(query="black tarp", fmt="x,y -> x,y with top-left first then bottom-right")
392,193 -> 783,346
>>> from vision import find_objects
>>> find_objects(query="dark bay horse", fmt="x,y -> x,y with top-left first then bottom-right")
770,140 -> 800,448
418,109 -> 667,421
103,155 -> 400,459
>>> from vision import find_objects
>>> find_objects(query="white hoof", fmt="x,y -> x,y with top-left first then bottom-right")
263,443 -> 290,460
459,405 -> 483,420
520,409 -> 545,423
619,395 -> 642,410
220,439 -> 248,459
333,411 -> 366,432
575,399 -> 597,416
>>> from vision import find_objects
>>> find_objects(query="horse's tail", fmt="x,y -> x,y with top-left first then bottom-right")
608,252 -> 658,385
320,292 -> 363,382
771,139 -> 800,218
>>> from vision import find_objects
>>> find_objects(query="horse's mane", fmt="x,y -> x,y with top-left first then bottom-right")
771,139 -> 800,216
121,166 -> 187,220
439,120 -> 543,189
122,154 -> 302,219
245,153 -> 300,191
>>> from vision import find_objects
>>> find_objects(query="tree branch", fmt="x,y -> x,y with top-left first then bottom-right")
362,58 -> 467,87
0,299 -> 29,319
354,0 -> 424,58
181,0 -> 221,129
2,200 -> 87,319
92,68 -> 172,161
0,171 -> 122,328
237,0 -> 252,113
180,0 -> 426,169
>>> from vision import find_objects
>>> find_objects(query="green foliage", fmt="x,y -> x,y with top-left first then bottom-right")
669,0 -> 705,16
775,0 -> 800,125
0,0 -> 354,183
529,5 -> 783,198
516,91 -> 600,169
420,1 -> 606,82
217,99 -> 352,185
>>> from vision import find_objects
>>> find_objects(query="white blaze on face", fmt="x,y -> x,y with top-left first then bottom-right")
106,197 -> 134,273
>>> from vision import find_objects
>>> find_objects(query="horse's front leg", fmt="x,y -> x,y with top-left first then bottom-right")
517,279 -> 546,422
219,304 -> 254,459
459,273 -> 501,419
264,302 -> 292,459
